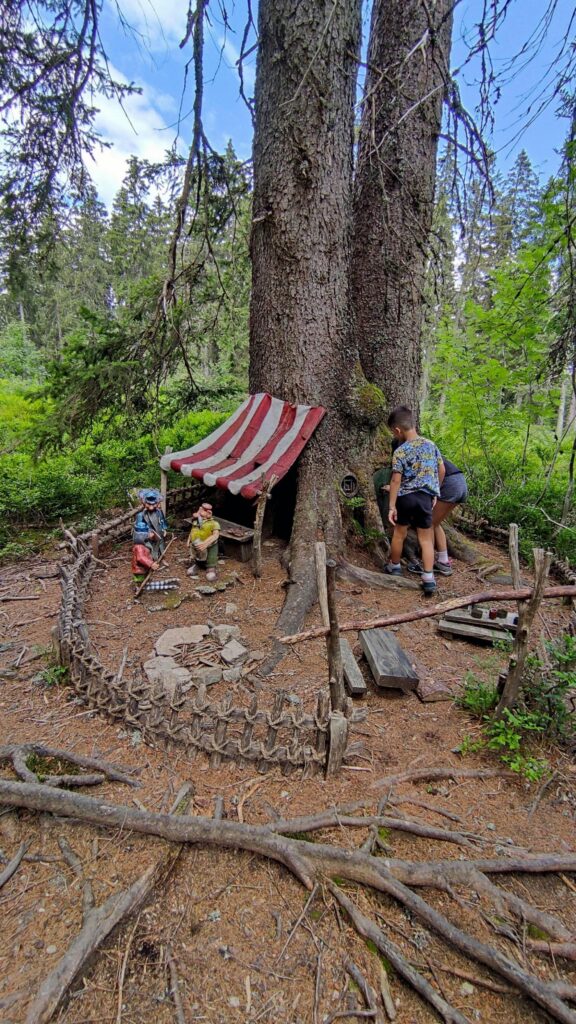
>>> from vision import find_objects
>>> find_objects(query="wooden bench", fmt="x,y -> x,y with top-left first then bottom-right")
359,628 -> 419,691
215,517 -> 255,563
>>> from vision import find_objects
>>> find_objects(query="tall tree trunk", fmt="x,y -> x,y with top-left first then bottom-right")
352,0 -> 454,415
249,0 -> 362,640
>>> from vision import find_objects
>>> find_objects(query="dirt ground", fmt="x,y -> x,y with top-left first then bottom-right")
0,526 -> 575,1024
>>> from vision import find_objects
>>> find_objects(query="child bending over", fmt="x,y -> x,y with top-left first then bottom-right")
384,406 -> 445,595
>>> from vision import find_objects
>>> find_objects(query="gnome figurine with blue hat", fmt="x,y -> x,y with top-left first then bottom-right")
134,488 -> 168,562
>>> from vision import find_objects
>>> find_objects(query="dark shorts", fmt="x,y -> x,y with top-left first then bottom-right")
396,490 -> 434,529
440,472 -> 468,505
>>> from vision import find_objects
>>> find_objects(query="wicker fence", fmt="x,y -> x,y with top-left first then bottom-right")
55,490 -> 366,775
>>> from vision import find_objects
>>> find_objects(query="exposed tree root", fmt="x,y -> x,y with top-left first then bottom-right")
23,786 -> 191,1024
0,744 -> 139,788
2,779 -> 576,1023
332,886 -> 470,1024
338,559 -> 419,590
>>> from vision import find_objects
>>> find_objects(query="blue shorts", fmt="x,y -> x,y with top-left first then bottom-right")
440,472 -> 467,504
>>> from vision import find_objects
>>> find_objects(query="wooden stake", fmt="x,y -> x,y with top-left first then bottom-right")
326,559 -> 345,711
252,474 -> 277,578
160,446 -> 172,515
315,542 -> 330,627
496,545 -> 553,716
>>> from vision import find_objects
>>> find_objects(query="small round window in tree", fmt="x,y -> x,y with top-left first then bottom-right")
340,473 -> 359,498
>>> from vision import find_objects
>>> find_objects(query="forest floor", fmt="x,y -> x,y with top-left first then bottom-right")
0,523 -> 575,1024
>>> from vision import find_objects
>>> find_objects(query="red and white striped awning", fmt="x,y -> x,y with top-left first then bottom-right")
160,392 -> 326,500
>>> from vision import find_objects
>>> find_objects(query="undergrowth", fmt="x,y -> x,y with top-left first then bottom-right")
456,634 -> 576,781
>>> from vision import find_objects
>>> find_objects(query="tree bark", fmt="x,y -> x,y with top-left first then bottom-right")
352,0 -> 454,413
249,0 -> 363,644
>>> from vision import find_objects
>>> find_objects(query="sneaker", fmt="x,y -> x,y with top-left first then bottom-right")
433,560 -> 453,576
383,563 -> 402,576
187,564 -> 198,577
406,560 -> 423,574
206,569 -> 217,582
421,578 -> 437,596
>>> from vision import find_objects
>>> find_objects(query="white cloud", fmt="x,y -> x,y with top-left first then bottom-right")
88,66 -> 186,207
105,0 -> 186,50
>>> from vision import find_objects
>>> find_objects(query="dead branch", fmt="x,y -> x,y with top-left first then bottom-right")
280,586 -> 576,644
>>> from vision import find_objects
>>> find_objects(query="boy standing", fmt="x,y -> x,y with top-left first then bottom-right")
384,406 -> 445,595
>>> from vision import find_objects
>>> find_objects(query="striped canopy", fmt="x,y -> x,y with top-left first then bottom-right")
160,392 -> 326,500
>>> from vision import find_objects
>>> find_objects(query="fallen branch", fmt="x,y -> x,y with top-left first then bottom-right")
279,586 -> 576,644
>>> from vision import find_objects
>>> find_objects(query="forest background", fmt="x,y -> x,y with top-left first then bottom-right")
0,0 -> 575,564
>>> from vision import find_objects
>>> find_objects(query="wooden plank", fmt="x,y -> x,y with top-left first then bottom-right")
444,607 -> 518,633
438,619 -> 514,645
340,638 -> 367,697
359,629 -> 419,691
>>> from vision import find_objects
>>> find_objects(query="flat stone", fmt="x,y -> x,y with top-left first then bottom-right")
192,666 -> 223,686
220,639 -> 249,665
155,625 -> 209,656
143,656 -> 192,697
223,666 -> 242,684
249,649 -> 266,662
197,586 -> 216,596
211,623 -> 241,644
225,602 -> 238,615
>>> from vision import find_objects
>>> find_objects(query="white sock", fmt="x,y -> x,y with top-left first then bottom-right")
436,550 -> 450,564
422,571 -> 435,582
389,561 -> 401,569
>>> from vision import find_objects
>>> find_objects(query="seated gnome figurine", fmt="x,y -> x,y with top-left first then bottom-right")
186,502 -> 220,581
134,488 -> 168,562
131,524 -> 159,585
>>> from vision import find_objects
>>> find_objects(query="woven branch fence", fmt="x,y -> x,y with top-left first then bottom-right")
55,488 -> 366,775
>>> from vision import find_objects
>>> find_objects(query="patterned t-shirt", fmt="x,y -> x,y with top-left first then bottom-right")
392,436 -> 443,497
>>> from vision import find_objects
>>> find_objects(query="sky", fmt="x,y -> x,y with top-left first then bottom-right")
90,0 -> 575,209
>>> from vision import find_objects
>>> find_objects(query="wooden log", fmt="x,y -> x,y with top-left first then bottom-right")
340,638 -> 368,697
359,629 -> 419,691
326,559 -> 345,711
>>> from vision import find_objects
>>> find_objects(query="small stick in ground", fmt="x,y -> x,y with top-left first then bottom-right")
165,943 -> 187,1024
116,916 -> 140,1024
